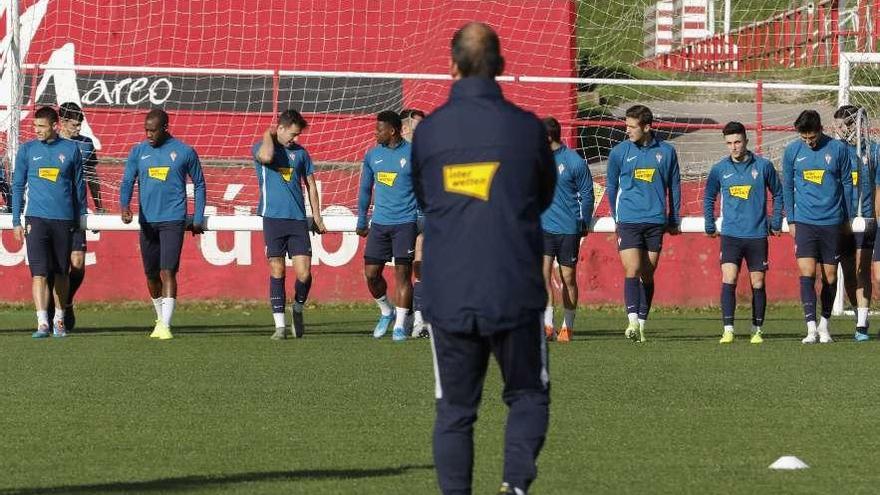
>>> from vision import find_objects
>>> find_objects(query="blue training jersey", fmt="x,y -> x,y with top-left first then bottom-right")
703,152 -> 783,238
606,136 -> 681,226
252,141 -> 314,220
357,140 -> 418,229
848,141 -> 877,219
12,137 -> 86,226
120,136 -> 207,225
782,134 -> 853,226
541,144 -> 594,235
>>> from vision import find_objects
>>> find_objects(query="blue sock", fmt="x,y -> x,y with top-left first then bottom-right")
638,281 -> 655,320
270,276 -> 285,314
294,277 -> 312,304
799,276 -> 817,322
752,287 -> 766,327
624,277 -> 640,316
721,283 -> 736,326
820,281 -> 835,319
413,281 -> 423,312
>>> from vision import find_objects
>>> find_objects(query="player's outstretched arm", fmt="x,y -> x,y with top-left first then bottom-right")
781,145 -> 796,237
11,144 -> 28,239
355,153 -> 374,237
576,155 -> 594,234
605,147 -> 621,221
666,148 -> 682,235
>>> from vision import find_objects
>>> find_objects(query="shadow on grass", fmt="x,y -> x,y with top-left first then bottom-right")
0,320 -> 375,336
0,464 -> 434,494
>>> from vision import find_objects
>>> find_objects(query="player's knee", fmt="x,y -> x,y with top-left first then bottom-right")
750,280 -> 764,290
296,271 -> 312,285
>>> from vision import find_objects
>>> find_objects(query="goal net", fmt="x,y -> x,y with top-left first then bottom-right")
1,0 -> 879,231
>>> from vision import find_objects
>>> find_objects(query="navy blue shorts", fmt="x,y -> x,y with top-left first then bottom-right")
139,220 -> 186,276
616,222 -> 664,252
365,222 -> 417,265
543,232 -> 581,267
263,217 -> 311,258
841,220 -> 876,257
794,223 -> 841,263
24,216 -> 74,277
720,236 -> 769,272
71,228 -> 87,252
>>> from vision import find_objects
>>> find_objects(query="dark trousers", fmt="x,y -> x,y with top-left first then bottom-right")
431,315 -> 550,494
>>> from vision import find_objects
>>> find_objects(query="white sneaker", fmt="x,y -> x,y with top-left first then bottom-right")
801,331 -> 818,344
411,319 -> 424,338
818,330 -> 833,344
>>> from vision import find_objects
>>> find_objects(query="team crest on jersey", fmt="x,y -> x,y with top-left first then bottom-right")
170,151 -> 178,162
825,153 -> 831,165
288,152 -> 297,161
655,153 -> 663,163
751,167 -> 758,180
400,158 -> 407,168
558,164 -> 565,174
58,153 -> 65,163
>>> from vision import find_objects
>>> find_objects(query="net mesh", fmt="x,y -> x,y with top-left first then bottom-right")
0,0 -> 878,224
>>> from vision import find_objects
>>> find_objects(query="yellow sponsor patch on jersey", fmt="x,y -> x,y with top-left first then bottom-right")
852,171 -> 859,186
279,167 -> 293,182
38,167 -> 60,182
802,169 -> 824,184
148,166 -> 170,181
443,162 -> 500,201
634,168 -> 656,182
377,171 -> 398,187
729,185 -> 752,200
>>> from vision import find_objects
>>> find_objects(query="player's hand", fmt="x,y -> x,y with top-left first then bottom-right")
13,225 -> 24,241
120,208 -> 133,224
788,223 -> 796,238
770,229 -> 782,237
667,224 -> 681,235
705,230 -> 719,238
356,227 -> 369,237
312,216 -> 327,235
190,223 -> 205,236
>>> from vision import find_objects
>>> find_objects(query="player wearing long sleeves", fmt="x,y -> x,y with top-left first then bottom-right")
253,109 -> 326,340
11,106 -> 86,338
356,110 -> 419,341
833,105 -> 875,341
605,104 -> 681,342
703,122 -> 782,345
119,109 -> 206,340
540,116 -> 594,343
44,102 -> 104,332
782,110 -> 854,344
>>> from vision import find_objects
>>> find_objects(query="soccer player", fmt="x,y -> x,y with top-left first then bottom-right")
120,109 -> 206,340
11,106 -> 86,338
703,122 -> 783,344
606,104 -> 681,343
540,116 -> 594,343
834,105 -> 875,341
782,110 -> 853,344
44,102 -> 105,331
400,108 -> 431,338
411,22 -> 555,495
253,109 -> 326,340
356,110 -> 418,341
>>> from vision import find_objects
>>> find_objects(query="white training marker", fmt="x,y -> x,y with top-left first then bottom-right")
769,456 -> 809,470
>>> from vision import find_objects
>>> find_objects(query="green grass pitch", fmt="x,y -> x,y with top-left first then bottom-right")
2,303 -> 880,494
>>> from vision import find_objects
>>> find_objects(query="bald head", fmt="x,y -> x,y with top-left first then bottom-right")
451,22 -> 504,79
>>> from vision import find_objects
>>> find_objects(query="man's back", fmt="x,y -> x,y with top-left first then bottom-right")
412,77 -> 556,334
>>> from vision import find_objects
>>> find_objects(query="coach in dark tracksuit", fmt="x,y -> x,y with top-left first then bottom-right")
411,23 -> 556,495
